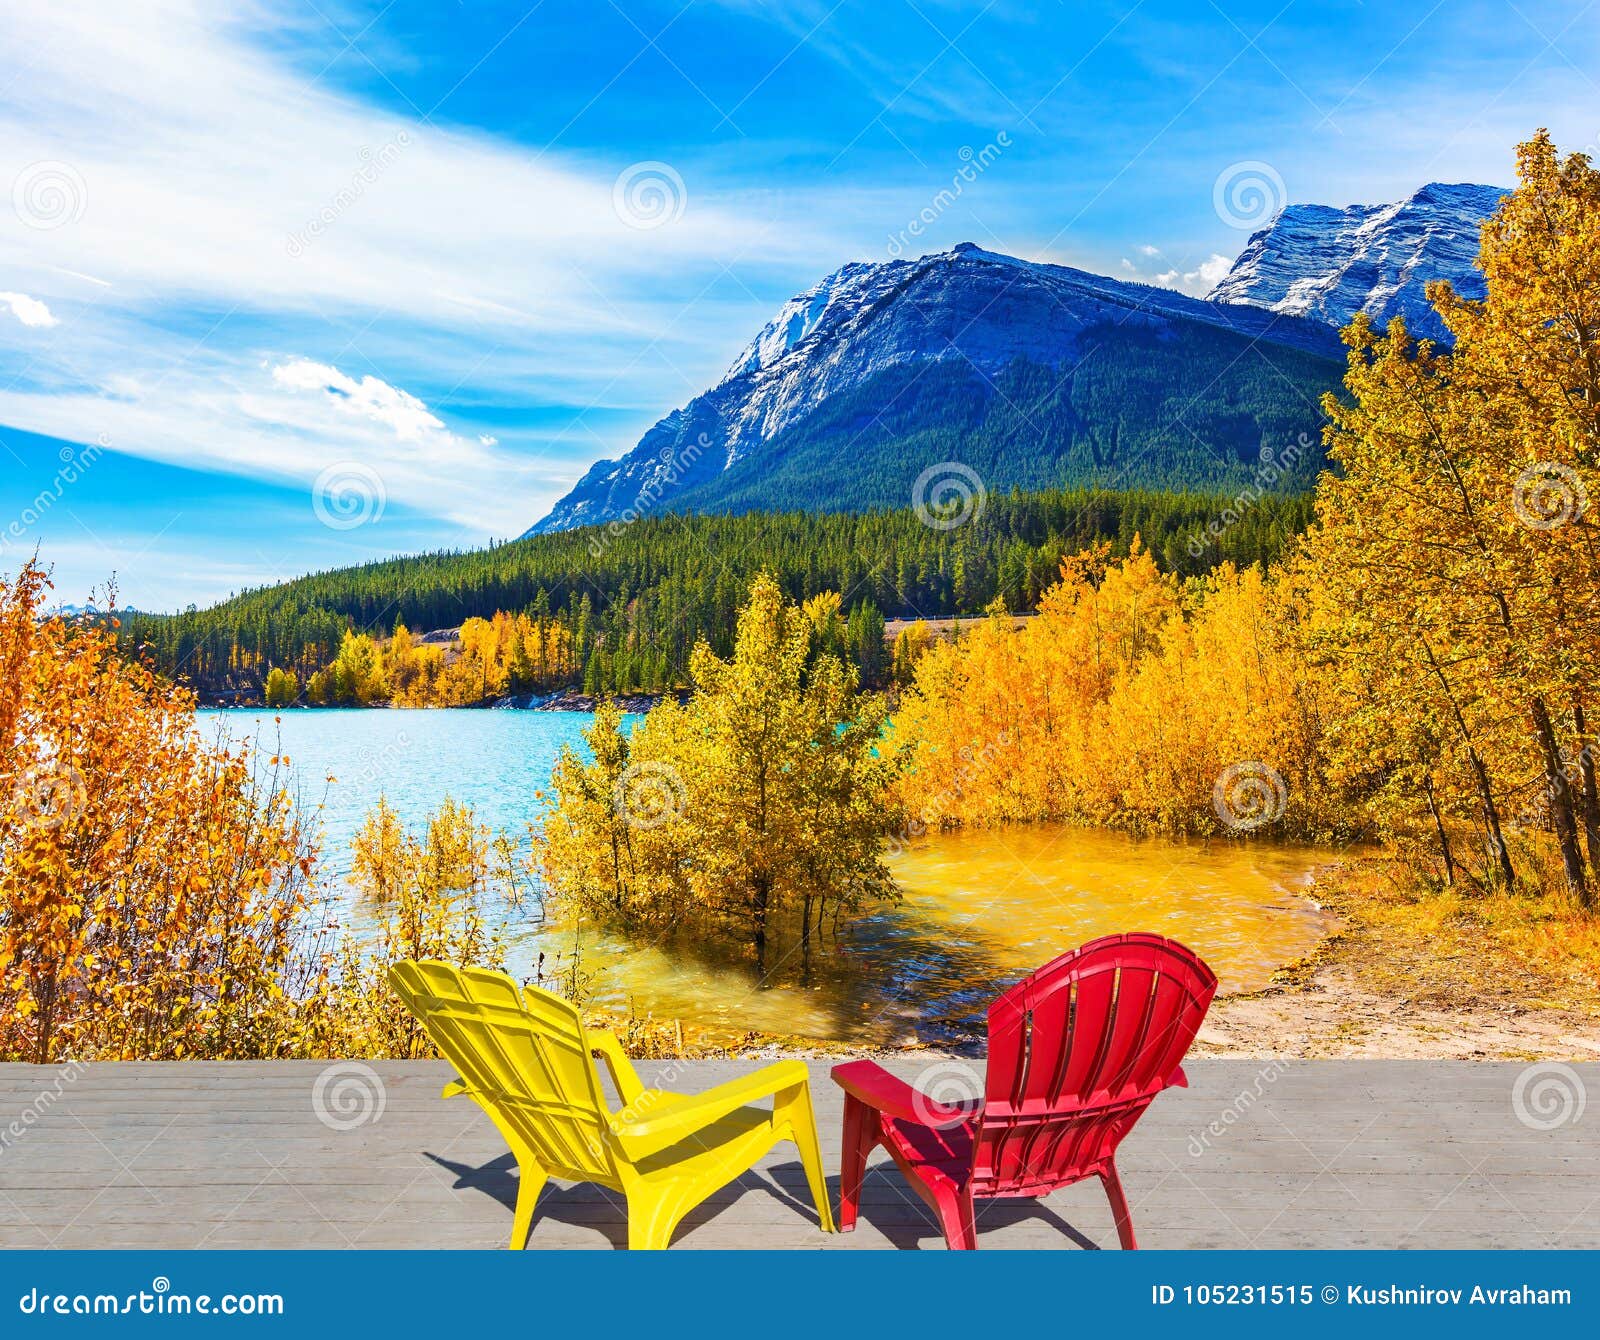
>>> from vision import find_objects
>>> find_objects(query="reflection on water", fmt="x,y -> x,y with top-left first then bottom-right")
204,708 -> 1333,1047
521,824 -> 1332,1047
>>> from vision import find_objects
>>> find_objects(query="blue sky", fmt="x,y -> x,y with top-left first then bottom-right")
2,0 -> 1598,610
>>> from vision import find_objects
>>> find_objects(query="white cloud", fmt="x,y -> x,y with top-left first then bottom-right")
0,352 -> 547,537
478,434 -> 499,447
1138,251 -> 1235,297
1138,244 -> 1162,257
1184,253 -> 1233,291
271,358 -> 450,444
0,292 -> 59,327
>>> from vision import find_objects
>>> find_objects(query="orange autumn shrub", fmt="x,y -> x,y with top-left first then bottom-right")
0,562 -> 324,1063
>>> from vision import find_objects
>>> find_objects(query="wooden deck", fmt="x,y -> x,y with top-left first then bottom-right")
1,1059 -> 1594,1250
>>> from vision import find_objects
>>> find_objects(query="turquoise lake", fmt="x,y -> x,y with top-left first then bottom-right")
201,707 -> 1332,1045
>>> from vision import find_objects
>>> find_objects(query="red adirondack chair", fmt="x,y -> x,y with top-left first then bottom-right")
833,933 -> 1216,1249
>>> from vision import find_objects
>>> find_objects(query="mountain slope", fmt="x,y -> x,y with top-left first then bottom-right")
1207,182 -> 1505,344
526,243 -> 1343,536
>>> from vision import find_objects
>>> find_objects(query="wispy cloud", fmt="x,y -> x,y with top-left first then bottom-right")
6,0 -> 1599,612
0,0 -> 844,530
0,4 -> 807,331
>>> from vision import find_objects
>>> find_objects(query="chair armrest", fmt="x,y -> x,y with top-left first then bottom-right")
609,1059 -> 810,1162
589,1029 -> 646,1106
831,1058 -> 975,1129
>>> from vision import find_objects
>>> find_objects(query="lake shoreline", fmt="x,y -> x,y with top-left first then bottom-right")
676,858 -> 1600,1064
205,708 -> 1600,1062
1193,860 -> 1600,1062
199,688 -> 679,713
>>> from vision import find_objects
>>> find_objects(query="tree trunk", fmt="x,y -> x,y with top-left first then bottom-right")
1574,702 -> 1600,881
1467,743 -> 1516,889
1423,773 -> 1456,887
800,891 -> 814,981
1418,634 -> 1514,887
36,970 -> 56,1067
1533,696 -> 1590,905
752,876 -> 770,979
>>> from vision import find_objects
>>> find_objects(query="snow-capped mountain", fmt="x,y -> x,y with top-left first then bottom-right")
1207,182 -> 1505,344
525,243 -> 1341,535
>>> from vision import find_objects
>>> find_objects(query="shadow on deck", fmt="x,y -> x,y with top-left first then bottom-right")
0,1059 -> 1593,1249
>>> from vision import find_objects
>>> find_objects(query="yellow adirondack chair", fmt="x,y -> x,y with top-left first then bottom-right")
389,960 -> 836,1249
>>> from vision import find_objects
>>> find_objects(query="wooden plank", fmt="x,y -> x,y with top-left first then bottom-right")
0,1059 -> 1594,1250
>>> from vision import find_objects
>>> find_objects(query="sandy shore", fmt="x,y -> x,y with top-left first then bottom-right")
1200,963 -> 1600,1060
1197,864 -> 1600,1061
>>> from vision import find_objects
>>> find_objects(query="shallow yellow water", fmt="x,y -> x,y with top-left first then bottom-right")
209,712 -> 1335,1045
518,823 -> 1333,1046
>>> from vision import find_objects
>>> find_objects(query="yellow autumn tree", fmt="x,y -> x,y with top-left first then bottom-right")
264,666 -> 298,707
537,699 -> 690,931
892,538 -> 1176,826
0,561 -> 322,1063
891,619 -> 935,684
539,574 -> 901,975
891,540 -> 1337,838
370,611 -> 577,707
1305,130 -> 1600,903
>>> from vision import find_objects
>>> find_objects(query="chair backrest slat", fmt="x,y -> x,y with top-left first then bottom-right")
971,934 -> 1216,1196
390,960 -> 617,1181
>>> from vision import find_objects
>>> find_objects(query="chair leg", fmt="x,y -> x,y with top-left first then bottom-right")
1100,1162 -> 1137,1250
935,1187 -> 978,1251
509,1162 -> 548,1250
838,1094 -> 874,1232
778,1084 -> 836,1232
626,1190 -> 682,1251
